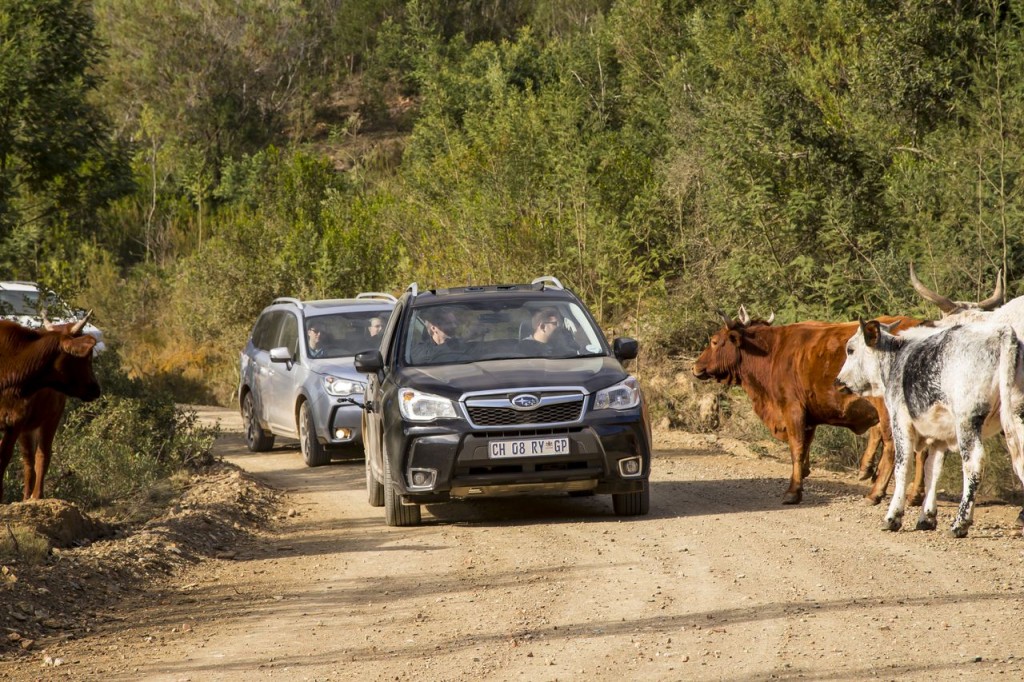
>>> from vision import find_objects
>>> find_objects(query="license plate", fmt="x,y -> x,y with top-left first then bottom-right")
488,437 -> 570,459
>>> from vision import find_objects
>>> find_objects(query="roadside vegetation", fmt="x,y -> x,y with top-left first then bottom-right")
1,0 -> 1022,506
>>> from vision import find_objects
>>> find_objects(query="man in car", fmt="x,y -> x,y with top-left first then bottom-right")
411,309 -> 466,364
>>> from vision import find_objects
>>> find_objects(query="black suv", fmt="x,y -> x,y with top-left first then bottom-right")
355,276 -> 652,526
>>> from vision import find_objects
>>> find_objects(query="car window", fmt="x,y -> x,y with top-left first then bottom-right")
404,299 -> 607,367
277,313 -> 300,358
251,311 -> 283,351
0,289 -> 73,318
304,310 -> 393,359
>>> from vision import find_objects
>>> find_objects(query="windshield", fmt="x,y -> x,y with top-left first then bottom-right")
0,289 -> 72,318
305,310 -> 391,359
404,298 -> 607,367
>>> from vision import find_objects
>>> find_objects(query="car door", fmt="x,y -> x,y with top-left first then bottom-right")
266,311 -> 302,434
248,311 -> 284,428
363,302 -> 402,480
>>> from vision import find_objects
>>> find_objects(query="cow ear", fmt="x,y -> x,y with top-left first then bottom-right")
727,329 -> 742,346
61,335 -> 97,358
862,320 -> 881,348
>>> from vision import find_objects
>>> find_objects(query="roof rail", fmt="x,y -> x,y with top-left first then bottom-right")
531,276 -> 564,291
356,292 -> 398,303
272,297 -> 304,309
406,282 -> 419,297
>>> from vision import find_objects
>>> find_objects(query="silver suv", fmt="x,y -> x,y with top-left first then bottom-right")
238,293 -> 395,466
0,281 -> 106,352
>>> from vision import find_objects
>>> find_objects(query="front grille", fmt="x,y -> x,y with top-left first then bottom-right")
468,400 -> 583,427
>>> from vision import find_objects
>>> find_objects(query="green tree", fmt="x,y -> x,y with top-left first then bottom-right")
0,0 -> 132,284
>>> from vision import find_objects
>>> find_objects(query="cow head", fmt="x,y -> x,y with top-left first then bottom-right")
834,320 -> 897,398
39,314 -> 101,402
909,262 -> 1003,316
692,308 -> 772,384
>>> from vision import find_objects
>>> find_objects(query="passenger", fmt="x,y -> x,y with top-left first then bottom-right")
522,308 -> 576,356
367,317 -> 384,338
528,308 -> 562,344
411,309 -> 466,364
307,323 -> 328,358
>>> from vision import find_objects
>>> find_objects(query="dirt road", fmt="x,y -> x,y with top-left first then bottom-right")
5,407 -> 1024,680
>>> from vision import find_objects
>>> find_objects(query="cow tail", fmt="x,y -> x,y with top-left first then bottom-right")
998,328 -> 1024,463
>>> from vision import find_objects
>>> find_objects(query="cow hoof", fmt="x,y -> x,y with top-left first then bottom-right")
857,468 -> 873,482
882,518 -> 902,532
1017,509 -> 1024,527
860,495 -> 882,507
948,526 -> 970,539
915,517 -> 937,531
801,466 -> 811,478
907,493 -> 924,507
782,491 -> 802,505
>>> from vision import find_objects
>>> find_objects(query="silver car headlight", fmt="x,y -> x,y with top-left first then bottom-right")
594,376 -> 641,410
398,388 -> 460,422
323,376 -> 365,396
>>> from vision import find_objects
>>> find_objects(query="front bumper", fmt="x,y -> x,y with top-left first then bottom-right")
389,413 -> 651,504
311,394 -> 365,448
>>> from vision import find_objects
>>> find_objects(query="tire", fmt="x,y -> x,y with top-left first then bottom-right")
299,402 -> 331,467
242,391 -> 275,452
612,479 -> 650,516
366,454 -> 384,507
383,447 -> 421,526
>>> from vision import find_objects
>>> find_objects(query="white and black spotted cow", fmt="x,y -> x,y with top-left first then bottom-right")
835,320 -> 1024,538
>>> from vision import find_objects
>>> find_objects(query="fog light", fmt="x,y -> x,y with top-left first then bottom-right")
618,456 -> 642,477
408,468 -> 437,490
334,427 -> 353,440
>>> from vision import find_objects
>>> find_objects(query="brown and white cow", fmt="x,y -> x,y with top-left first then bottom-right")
692,310 -> 923,505
0,317 -> 100,502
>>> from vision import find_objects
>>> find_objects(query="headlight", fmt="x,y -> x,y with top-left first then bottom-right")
398,388 -> 460,422
594,376 -> 641,410
323,376 -> 365,396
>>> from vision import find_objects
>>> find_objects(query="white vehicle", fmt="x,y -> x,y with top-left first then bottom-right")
0,281 -> 106,353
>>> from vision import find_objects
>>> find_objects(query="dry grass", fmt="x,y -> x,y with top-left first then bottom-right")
0,524 -> 50,567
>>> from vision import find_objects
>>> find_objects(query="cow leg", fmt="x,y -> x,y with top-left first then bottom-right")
907,445 -> 928,507
950,426 -> 985,538
864,410 -> 896,506
783,419 -> 814,505
20,428 -> 50,500
858,425 -> 882,481
914,447 -> 945,531
0,431 -> 18,504
882,414 -> 914,531
19,431 -> 39,501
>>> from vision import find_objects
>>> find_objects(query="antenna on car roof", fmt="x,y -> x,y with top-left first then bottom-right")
531,276 -> 564,290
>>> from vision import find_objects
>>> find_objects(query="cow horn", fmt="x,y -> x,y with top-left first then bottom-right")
765,311 -> 775,325
976,269 -> 1004,311
909,262 -> 958,314
70,310 -> 92,335
715,308 -> 735,328
737,305 -> 751,325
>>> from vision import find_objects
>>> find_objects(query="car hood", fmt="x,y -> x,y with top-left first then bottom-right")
309,357 -> 364,380
397,357 -> 628,398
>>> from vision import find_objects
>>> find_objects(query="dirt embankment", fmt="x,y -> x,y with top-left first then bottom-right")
2,408 -> 1023,681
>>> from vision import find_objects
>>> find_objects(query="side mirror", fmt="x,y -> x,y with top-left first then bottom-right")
354,350 -> 384,374
612,337 -> 639,361
269,347 -> 292,363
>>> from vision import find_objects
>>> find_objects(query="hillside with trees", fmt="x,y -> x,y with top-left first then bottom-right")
2,1 -> 1023,500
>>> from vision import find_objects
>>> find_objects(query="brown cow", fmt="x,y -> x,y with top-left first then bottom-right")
0,317 -> 100,502
692,310 -> 922,505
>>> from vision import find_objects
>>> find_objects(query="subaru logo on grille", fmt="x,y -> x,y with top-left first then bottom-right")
510,393 -> 540,410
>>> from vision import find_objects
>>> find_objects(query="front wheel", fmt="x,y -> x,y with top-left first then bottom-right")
299,402 -> 330,467
612,480 -> 650,516
383,449 -> 421,526
366,455 -> 384,507
242,392 -> 275,452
